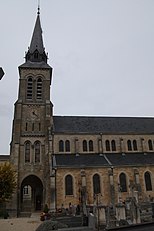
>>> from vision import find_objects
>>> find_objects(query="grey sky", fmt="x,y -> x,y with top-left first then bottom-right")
0,0 -> 154,154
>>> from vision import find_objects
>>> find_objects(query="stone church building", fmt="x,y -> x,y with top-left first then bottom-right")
2,9 -> 154,216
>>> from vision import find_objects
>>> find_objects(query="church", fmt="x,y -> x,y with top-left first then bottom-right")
2,8 -> 154,217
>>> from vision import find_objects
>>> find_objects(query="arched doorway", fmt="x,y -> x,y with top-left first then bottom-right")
20,175 -> 43,212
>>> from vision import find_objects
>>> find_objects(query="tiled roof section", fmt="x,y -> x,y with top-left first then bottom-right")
53,153 -> 154,168
53,116 -> 154,134
19,61 -> 51,69
54,154 -> 110,168
0,155 -> 10,161
106,153 -> 154,166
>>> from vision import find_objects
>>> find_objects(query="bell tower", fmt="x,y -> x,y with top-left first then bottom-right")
10,8 -> 53,215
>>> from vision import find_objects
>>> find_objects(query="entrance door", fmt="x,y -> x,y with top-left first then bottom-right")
21,175 -> 43,212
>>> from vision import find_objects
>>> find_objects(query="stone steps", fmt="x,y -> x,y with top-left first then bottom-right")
31,212 -> 41,218
19,212 -> 31,217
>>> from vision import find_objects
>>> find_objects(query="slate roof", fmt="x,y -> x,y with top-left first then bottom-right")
29,13 -> 44,54
106,153 -> 154,167
0,155 -> 10,161
53,116 -> 154,134
19,61 -> 51,69
54,154 -> 109,168
54,153 -> 154,168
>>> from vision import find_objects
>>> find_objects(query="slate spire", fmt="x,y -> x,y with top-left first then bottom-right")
25,8 -> 48,63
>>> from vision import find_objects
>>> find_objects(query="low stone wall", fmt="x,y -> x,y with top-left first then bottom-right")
58,227 -> 93,231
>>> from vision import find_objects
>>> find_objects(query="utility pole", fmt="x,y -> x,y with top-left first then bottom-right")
0,67 -> 4,80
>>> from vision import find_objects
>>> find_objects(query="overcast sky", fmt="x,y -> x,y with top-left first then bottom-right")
0,0 -> 154,154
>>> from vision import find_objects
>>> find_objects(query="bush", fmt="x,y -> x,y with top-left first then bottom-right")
43,204 -> 49,213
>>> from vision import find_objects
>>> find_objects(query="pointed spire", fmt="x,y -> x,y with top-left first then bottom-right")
29,12 -> 44,54
25,7 -> 47,63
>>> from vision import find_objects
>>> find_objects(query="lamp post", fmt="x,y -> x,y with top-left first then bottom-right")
0,67 -> 4,80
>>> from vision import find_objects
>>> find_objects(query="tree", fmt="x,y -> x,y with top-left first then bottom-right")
0,162 -> 16,203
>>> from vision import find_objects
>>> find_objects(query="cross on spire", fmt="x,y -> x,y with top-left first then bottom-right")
37,0 -> 40,15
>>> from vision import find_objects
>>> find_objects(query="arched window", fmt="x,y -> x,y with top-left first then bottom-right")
25,141 -> 31,163
83,140 -> 88,152
59,140 -> 64,152
23,185 -> 29,195
106,140 -> 110,151
65,140 -> 70,152
37,78 -> 42,100
89,140 -> 93,152
127,140 -> 132,151
27,77 -> 33,99
119,173 -> 127,192
111,140 -> 116,151
35,141 -> 41,163
144,171 -> 152,191
93,174 -> 101,194
133,140 -> 137,151
148,140 -> 153,151
65,175 -> 73,195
